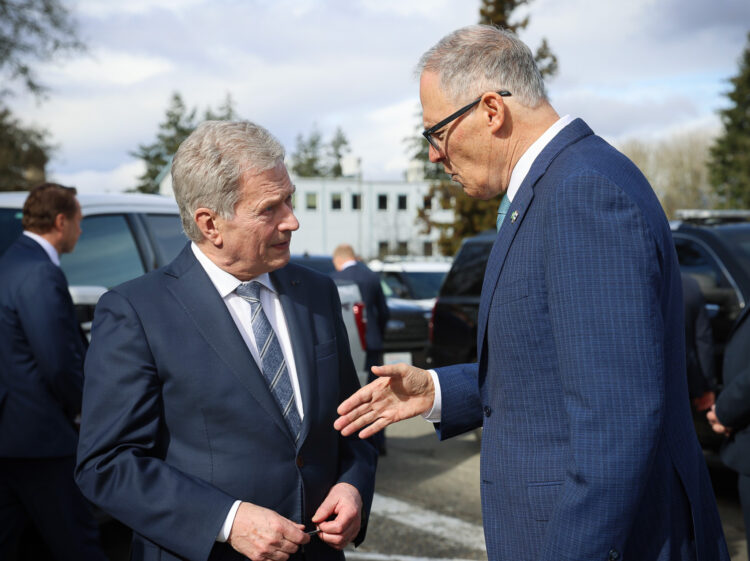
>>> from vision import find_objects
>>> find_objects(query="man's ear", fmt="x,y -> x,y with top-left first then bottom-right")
481,92 -> 506,133
194,208 -> 222,247
53,212 -> 66,233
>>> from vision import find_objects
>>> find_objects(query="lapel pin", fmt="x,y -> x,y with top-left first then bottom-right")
510,210 -> 519,223
291,280 -> 300,286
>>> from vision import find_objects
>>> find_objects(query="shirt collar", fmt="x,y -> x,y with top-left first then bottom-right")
23,231 -> 60,266
190,242 -> 275,298
506,114 -> 574,202
340,259 -> 357,271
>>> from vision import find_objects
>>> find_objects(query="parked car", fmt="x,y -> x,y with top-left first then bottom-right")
368,258 -> 452,368
288,253 -> 431,369
0,193 -> 369,383
368,257 -> 452,309
429,213 -> 750,452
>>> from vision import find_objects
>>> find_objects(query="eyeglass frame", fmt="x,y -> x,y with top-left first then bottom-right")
422,90 -> 512,152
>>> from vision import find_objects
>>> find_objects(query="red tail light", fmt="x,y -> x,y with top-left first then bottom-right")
428,300 -> 437,344
352,302 -> 367,351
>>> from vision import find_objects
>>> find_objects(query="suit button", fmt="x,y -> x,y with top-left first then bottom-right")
608,549 -> 620,561
483,406 -> 492,417
296,455 -> 304,468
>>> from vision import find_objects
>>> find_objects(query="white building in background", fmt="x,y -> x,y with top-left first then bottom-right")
289,176 -> 453,260
159,162 -> 451,260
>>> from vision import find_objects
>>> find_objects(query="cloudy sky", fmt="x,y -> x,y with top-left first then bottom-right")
7,0 -> 750,193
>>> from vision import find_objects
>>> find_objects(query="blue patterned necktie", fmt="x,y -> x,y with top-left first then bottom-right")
235,281 -> 302,443
496,194 -> 511,231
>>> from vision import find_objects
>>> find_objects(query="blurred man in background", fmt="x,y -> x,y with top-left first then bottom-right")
0,183 -> 106,561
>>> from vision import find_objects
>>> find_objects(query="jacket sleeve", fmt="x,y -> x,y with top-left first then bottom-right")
17,261 -> 84,419
538,173 -> 667,560
75,290 -> 235,561
434,363 -> 483,439
716,364 -> 750,430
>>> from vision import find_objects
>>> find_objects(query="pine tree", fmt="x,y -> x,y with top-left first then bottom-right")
0,106 -> 51,190
327,127 -> 350,178
131,93 -> 237,193
709,32 -> 750,209
291,126 -> 325,177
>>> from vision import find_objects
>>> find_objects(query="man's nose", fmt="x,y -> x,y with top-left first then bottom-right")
280,207 -> 299,232
428,143 -> 443,163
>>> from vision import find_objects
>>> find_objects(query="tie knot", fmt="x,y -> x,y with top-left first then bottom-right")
236,281 -> 262,302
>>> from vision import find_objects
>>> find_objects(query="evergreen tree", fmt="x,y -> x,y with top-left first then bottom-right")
327,127 -> 350,178
0,106 -> 51,190
0,0 -> 85,189
132,92 -> 237,193
709,32 -> 750,208
414,0 -> 557,256
291,126 -> 324,177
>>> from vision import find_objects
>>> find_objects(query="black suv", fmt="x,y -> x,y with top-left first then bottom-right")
428,215 -> 750,450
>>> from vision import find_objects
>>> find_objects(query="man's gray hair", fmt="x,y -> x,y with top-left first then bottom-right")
416,25 -> 547,108
171,120 -> 285,242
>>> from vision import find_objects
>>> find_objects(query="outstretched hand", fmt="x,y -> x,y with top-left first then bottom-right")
334,362 -> 435,439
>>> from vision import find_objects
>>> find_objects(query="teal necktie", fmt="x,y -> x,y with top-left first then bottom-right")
496,195 -> 511,231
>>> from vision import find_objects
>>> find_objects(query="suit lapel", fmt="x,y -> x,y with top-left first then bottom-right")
164,245 -> 292,441
271,267 -> 316,448
476,119 -> 594,362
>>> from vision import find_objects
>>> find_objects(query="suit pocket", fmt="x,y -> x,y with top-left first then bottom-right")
314,338 -> 337,360
491,278 -> 528,307
527,480 -> 563,521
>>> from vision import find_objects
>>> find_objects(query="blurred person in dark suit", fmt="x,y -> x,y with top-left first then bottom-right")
0,183 -> 106,561
708,305 -> 750,557
682,273 -> 717,412
332,243 -> 389,455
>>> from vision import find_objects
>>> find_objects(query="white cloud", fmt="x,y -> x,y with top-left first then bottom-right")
50,160 -> 145,194
77,0 -> 204,17
42,49 -> 173,87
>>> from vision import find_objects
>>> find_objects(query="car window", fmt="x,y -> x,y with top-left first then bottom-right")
0,208 -> 23,257
712,224 -> 750,280
144,213 -> 188,264
440,240 -> 493,297
383,273 -> 410,298
401,271 -> 447,300
61,214 -> 146,288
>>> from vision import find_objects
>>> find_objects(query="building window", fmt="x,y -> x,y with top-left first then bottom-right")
423,241 -> 433,257
396,241 -> 408,256
331,193 -> 342,210
378,194 -> 388,210
397,194 -> 407,210
378,241 -> 389,258
423,195 -> 432,210
306,193 -> 317,210
351,193 -> 361,210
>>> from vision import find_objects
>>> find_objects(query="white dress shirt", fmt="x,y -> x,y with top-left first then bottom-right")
23,231 -> 60,266
423,115 -> 574,423
190,243 -> 304,542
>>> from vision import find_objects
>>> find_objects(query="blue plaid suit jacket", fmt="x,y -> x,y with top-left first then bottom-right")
435,119 -> 729,561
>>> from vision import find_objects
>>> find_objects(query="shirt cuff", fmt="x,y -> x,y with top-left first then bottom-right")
217,500 -> 242,542
421,369 -> 442,423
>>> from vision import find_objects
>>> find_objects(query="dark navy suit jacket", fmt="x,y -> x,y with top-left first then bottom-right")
716,306 -> 750,475
0,234 -> 85,458
332,261 -> 389,352
434,120 -> 728,560
75,246 -> 377,561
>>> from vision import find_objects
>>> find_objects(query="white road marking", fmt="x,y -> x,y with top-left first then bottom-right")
347,553 -> 480,561
369,493 -> 486,552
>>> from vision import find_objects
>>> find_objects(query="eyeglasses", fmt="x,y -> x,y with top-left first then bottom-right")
422,90 -> 512,152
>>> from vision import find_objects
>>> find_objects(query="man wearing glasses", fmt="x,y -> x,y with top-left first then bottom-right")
336,24 -> 729,561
